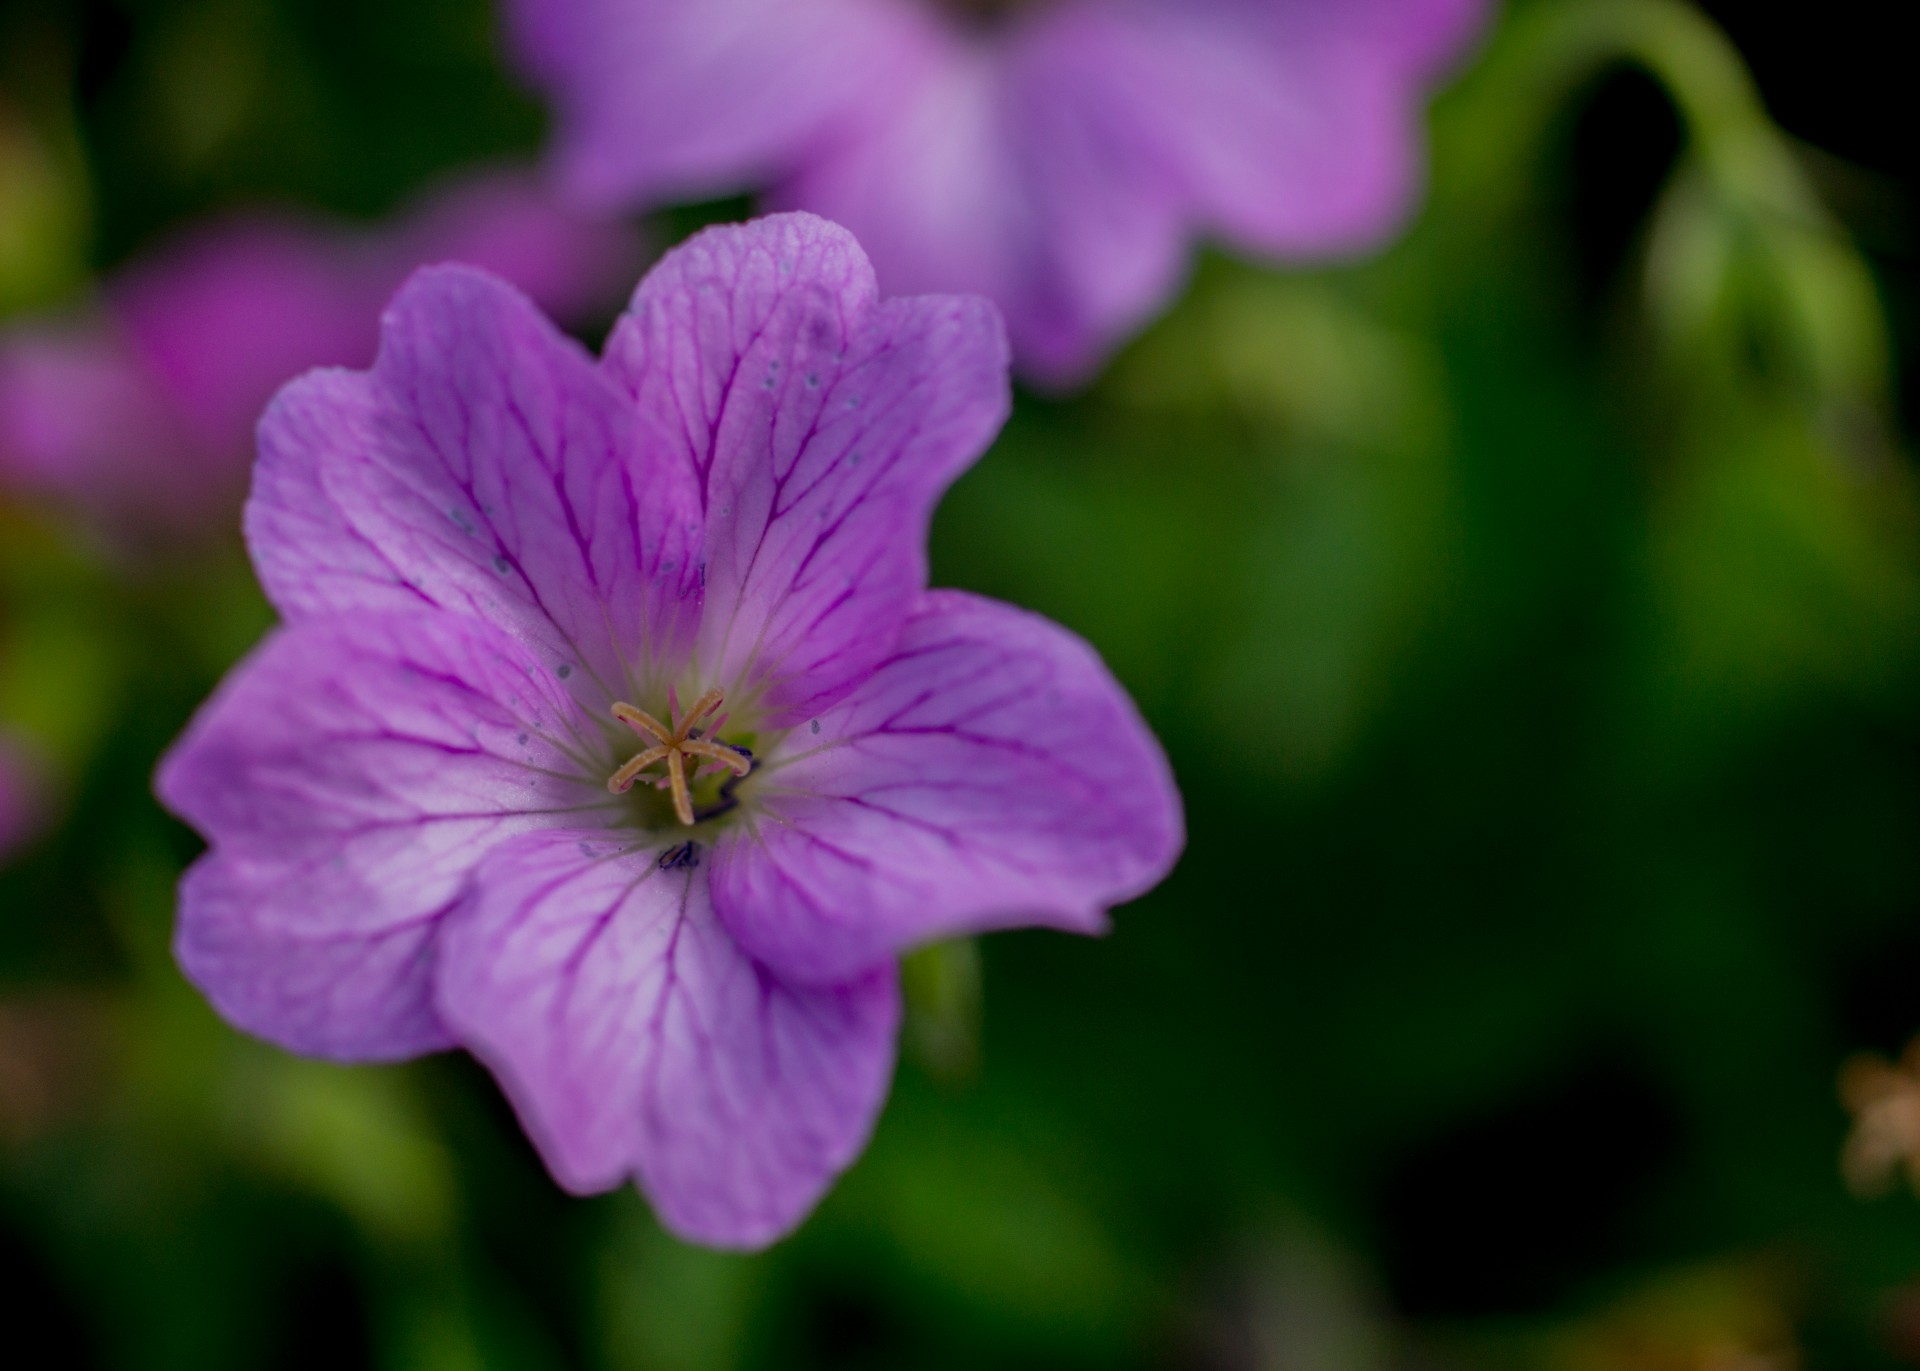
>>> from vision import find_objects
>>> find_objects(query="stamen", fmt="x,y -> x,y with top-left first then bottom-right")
607,690 -> 752,824
607,745 -> 670,794
610,702 -> 672,745
666,750 -> 694,826
682,738 -> 754,777
680,688 -> 725,730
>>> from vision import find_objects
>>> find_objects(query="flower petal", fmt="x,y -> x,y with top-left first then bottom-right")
171,855 -> 454,1060
113,174 -> 639,462
434,828 -> 899,1249
712,591 -> 1184,985
113,219 -> 384,457
770,41 -> 1182,387
507,0 -> 927,209
157,610 -> 607,1059
0,319 -> 208,517
1022,1 -> 1473,259
1300,0 -> 1492,78
1,176 -> 638,530
0,733 -> 44,862
605,213 -> 1010,723
775,0 -> 1487,383
374,168 -> 643,329
248,265 -> 704,706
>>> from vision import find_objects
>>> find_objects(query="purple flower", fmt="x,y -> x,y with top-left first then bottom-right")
506,0 -> 1490,383
0,735 -> 41,862
156,213 -> 1183,1247
0,170 -> 639,531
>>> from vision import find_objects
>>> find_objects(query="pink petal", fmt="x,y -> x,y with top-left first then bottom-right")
0,171 -> 637,529
375,168 -> 643,328
770,38 -> 1186,386
508,0 -> 929,208
435,828 -> 899,1248
512,0 -> 1490,382
1022,3 -> 1439,256
248,265 -> 704,709
112,170 -> 639,460
0,734 -> 44,861
604,213 -> 1010,723
711,590 -> 1184,985
157,610 -> 608,1059
171,856 -> 456,1060
0,320 -> 211,518
114,218 -> 377,456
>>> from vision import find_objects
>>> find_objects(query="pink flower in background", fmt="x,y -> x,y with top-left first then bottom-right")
0,170 -> 640,531
0,735 -> 41,862
157,215 -> 1182,1246
507,0 -> 1490,382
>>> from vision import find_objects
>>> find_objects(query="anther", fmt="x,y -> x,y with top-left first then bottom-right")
608,689 -> 752,825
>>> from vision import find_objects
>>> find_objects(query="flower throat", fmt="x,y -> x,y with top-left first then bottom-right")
607,688 -> 753,827
932,0 -> 1046,27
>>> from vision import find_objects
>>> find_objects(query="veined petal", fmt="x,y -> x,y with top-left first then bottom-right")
605,214 -> 1010,724
434,829 -> 899,1249
248,265 -> 703,709
171,855 -> 454,1060
157,610 -> 610,1059
712,591 -> 1184,985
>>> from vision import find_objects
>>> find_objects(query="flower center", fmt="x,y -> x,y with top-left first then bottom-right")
606,687 -> 754,827
930,0 -> 1044,27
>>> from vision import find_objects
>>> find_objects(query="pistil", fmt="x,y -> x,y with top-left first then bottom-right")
607,687 -> 753,826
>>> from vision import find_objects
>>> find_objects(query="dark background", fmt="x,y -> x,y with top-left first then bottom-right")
4,0 -> 1920,1366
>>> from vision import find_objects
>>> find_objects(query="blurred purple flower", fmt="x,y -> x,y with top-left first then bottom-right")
157,214 -> 1183,1247
507,0 -> 1490,382
0,170 -> 640,531
0,735 -> 41,862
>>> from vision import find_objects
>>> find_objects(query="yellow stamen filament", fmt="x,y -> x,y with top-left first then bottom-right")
607,689 -> 753,825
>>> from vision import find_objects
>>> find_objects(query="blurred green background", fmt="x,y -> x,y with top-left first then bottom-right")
5,0 -> 1920,1366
